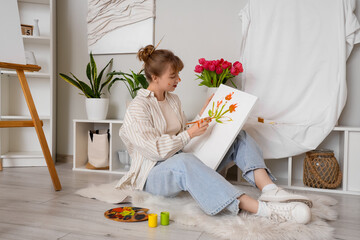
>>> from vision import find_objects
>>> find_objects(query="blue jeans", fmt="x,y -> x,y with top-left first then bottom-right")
143,130 -> 276,215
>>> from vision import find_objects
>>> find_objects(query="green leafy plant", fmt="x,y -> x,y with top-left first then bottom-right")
59,52 -> 116,98
108,69 -> 149,99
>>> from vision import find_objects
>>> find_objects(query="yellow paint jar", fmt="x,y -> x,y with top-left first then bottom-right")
148,213 -> 157,228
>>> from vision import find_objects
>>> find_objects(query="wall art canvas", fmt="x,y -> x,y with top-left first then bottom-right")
0,0 -> 26,64
183,84 -> 258,170
87,0 -> 155,54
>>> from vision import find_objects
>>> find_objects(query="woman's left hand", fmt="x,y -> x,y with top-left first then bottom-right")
199,93 -> 214,116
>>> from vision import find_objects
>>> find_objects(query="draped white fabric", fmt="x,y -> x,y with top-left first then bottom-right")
87,0 -> 155,46
239,0 -> 360,159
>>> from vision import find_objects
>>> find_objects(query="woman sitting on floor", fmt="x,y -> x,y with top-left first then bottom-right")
116,45 -> 312,224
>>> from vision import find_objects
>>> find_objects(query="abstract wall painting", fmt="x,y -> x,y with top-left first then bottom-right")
183,84 -> 258,170
87,0 -> 155,54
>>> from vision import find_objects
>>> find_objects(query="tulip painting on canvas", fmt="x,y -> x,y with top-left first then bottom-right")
183,84 -> 257,170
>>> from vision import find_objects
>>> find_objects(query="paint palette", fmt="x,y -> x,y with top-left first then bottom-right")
104,207 -> 149,222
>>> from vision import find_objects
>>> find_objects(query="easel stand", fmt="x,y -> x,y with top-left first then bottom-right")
0,62 -> 62,191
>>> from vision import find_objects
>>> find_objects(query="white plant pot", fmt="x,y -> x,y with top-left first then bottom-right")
85,98 -> 109,120
206,87 -> 219,98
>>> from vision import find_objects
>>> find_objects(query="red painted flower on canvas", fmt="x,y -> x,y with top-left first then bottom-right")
229,103 -> 238,113
205,92 -> 239,124
225,92 -> 234,101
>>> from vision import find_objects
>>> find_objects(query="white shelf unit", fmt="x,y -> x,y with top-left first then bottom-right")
73,119 -> 129,175
72,120 -> 360,195
235,126 -> 360,195
0,0 -> 56,167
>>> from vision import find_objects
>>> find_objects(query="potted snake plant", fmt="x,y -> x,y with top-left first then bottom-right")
59,52 -> 116,120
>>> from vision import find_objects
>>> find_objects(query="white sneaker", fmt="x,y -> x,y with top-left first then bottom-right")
266,202 -> 311,224
259,187 -> 313,208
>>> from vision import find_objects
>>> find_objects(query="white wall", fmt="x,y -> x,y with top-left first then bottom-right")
57,0 -> 360,156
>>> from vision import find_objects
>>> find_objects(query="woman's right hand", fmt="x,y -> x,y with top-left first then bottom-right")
187,117 -> 212,139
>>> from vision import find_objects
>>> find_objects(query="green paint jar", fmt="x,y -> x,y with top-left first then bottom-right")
160,211 -> 169,226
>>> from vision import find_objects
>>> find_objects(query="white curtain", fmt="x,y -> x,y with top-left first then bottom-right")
239,0 -> 360,159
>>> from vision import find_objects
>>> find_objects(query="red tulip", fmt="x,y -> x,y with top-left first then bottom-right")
233,61 -> 243,72
230,66 -> 240,76
216,66 -> 223,74
221,61 -> 232,70
195,65 -> 204,73
205,61 -> 212,70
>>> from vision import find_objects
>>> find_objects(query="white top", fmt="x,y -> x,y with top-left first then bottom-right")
158,98 -> 182,136
115,89 -> 196,191
239,0 -> 360,158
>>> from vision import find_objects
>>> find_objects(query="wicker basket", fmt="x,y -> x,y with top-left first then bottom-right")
303,149 -> 342,189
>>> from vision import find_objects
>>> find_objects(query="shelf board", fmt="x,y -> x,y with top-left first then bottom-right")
333,126 -> 360,132
0,70 -> 50,78
282,178 -> 360,195
235,177 -> 359,195
273,177 -> 288,186
111,167 -> 129,174
18,0 -> 49,5
73,165 -> 125,174
1,151 -> 43,159
22,35 -> 50,44
74,119 -> 124,124
1,115 -> 50,120
287,179 -> 349,194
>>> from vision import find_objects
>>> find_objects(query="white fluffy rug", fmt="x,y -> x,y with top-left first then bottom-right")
76,182 -> 337,240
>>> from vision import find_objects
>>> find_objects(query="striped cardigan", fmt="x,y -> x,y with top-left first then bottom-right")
115,89 -> 195,190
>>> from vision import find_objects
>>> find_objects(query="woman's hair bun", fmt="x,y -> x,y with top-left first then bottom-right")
137,45 -> 155,62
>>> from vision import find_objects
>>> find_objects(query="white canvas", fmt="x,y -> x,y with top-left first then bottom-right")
0,0 -> 26,64
183,84 -> 257,170
88,18 -> 154,55
87,0 -> 155,55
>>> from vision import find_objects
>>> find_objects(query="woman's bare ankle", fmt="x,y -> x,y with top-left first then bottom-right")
238,194 -> 259,214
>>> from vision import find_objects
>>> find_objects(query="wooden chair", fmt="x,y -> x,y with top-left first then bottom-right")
0,62 -> 62,191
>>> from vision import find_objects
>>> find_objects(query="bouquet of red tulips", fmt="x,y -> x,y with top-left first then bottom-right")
194,58 -> 243,88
